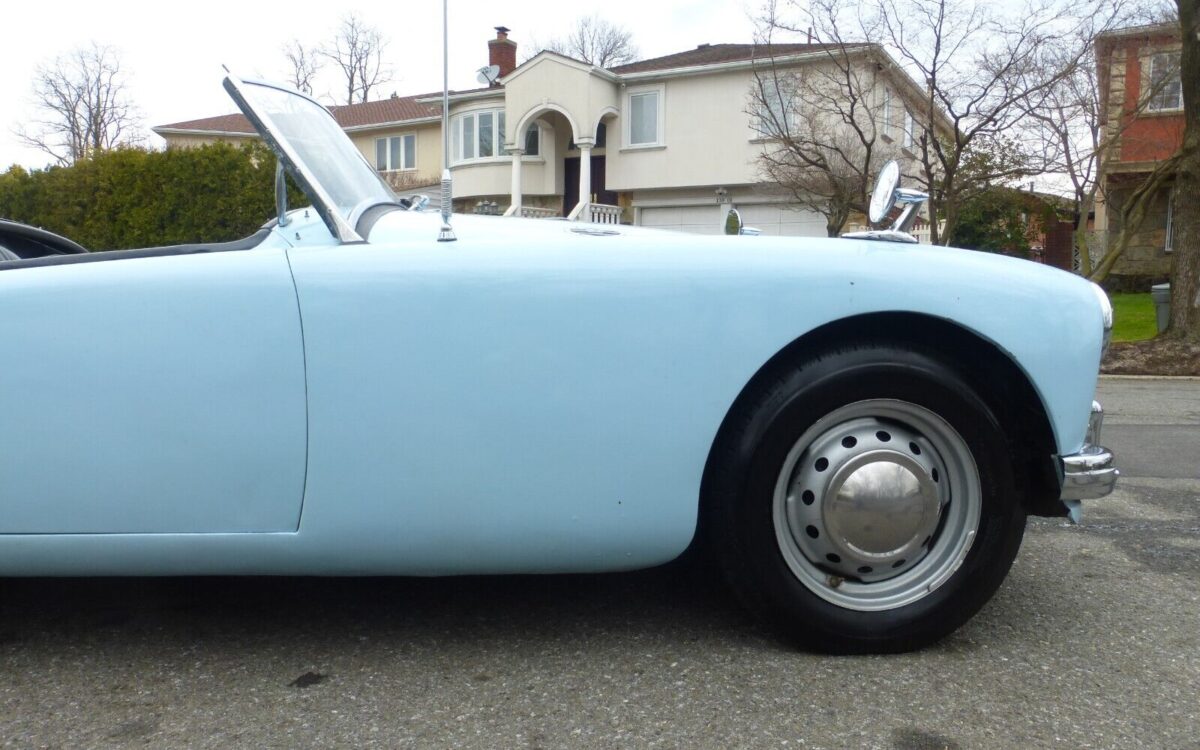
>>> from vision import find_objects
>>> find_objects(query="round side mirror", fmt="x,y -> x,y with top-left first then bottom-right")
724,208 -> 743,236
868,160 -> 901,226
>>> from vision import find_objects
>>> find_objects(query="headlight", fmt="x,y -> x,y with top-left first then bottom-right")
1090,282 -> 1113,356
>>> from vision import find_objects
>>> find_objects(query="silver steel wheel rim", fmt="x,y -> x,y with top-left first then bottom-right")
771,399 -> 981,612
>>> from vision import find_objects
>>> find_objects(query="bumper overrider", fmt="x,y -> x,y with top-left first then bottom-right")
1059,400 -> 1119,522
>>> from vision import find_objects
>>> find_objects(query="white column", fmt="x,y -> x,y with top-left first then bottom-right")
509,147 -> 524,215
578,144 -> 592,221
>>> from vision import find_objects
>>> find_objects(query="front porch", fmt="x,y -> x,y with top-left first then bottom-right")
446,63 -> 626,224
501,115 -> 623,224
501,202 -> 622,224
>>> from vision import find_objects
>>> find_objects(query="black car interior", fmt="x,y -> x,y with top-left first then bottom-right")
0,220 -> 272,272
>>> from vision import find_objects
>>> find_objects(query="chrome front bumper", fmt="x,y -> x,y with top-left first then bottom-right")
1059,401 -> 1119,521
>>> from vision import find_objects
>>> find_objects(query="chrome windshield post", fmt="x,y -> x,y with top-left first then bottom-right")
275,160 -> 289,228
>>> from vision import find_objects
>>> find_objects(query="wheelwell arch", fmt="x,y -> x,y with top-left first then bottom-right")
699,312 -> 1065,527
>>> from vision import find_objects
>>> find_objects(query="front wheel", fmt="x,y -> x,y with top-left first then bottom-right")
710,343 -> 1026,653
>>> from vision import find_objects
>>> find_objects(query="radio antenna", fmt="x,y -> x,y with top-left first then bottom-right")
437,0 -> 457,242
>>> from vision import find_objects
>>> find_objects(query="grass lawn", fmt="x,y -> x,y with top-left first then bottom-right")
1110,292 -> 1158,342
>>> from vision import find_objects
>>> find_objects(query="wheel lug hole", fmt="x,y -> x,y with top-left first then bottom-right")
892,559 -> 906,568
909,441 -> 922,455
806,525 -> 819,539
876,430 -> 891,442
841,436 -> 857,449
932,468 -> 939,482
814,457 -> 829,471
857,566 -> 873,574
801,490 -> 815,506
826,553 -> 841,564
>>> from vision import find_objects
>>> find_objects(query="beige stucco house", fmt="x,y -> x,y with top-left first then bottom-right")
154,28 -> 933,237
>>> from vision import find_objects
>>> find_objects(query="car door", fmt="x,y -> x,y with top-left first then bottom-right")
0,246 -> 307,534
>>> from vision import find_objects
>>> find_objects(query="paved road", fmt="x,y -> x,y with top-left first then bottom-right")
1,377 -> 1197,749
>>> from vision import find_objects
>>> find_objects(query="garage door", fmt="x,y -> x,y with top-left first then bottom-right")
638,205 -> 724,235
735,204 -> 827,237
638,204 -> 827,237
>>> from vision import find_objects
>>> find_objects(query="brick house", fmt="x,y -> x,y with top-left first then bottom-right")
1095,22 -> 1184,287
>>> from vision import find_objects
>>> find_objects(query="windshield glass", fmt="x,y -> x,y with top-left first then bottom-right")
225,77 -> 396,239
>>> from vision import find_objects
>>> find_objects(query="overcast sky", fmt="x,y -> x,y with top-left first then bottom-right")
1,0 -> 763,169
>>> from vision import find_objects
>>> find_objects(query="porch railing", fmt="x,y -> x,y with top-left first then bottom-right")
566,202 -> 623,224
503,205 -> 559,219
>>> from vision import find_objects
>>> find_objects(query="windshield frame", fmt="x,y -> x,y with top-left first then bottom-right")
223,73 -> 399,244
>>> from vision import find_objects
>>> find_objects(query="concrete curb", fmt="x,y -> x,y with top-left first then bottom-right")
1099,374 -> 1200,381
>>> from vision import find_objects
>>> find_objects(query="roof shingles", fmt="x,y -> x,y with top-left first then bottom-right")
156,93 -> 440,134
610,43 -> 829,74
157,43 -> 838,135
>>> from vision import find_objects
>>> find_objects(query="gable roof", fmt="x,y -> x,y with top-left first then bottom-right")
155,43 -> 854,136
610,43 -> 833,74
154,93 -> 441,135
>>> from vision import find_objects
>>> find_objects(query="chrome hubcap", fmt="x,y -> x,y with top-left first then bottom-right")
773,399 -> 981,611
831,458 -> 928,556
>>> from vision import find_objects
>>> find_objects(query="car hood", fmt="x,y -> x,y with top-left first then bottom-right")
363,208 -> 1089,296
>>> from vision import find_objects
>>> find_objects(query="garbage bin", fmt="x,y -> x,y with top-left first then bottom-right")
1151,283 -> 1171,333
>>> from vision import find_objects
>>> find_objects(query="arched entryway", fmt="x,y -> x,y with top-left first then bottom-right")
509,104 -> 620,221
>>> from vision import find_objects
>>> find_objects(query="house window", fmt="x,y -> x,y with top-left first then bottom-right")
375,134 -> 415,171
524,123 -> 539,156
753,76 -> 794,136
627,86 -> 663,147
451,108 -> 507,164
903,110 -> 915,148
1148,52 -> 1183,111
881,88 -> 893,138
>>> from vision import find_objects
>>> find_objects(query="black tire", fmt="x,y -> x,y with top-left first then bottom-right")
708,341 -> 1026,653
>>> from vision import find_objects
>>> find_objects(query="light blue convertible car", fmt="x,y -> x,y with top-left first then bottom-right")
0,76 -> 1117,653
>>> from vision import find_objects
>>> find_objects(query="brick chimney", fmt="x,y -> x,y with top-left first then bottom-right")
488,26 -> 517,81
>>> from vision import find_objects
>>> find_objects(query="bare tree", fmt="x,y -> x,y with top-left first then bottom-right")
758,0 -> 1080,245
321,14 -> 392,104
1018,3 -> 1177,278
1167,0 -> 1199,339
283,39 -> 322,94
531,15 -> 638,67
15,43 -> 140,166
749,5 -> 902,236
880,0 -> 1114,245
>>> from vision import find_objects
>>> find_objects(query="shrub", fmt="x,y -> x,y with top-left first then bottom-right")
0,142 -> 306,251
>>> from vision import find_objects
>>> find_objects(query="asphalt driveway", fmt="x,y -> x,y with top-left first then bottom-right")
1,376 -> 1197,749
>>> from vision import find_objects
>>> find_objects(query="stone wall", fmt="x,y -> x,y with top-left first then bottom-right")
1102,184 -> 1174,290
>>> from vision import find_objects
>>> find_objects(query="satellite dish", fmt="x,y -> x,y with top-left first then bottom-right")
476,64 -> 501,85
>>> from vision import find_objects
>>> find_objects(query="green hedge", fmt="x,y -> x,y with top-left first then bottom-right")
0,142 -> 307,251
